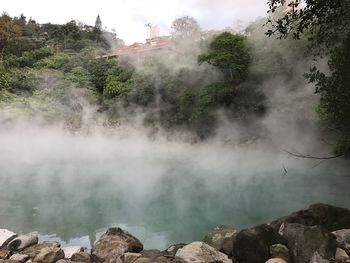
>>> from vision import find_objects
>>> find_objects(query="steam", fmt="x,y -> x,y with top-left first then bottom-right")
0,14 -> 350,250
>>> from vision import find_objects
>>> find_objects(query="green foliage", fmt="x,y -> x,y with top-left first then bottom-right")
86,59 -> 121,93
0,13 -> 21,51
65,66 -> 92,88
267,0 -> 350,157
103,74 -> 130,98
4,47 -> 53,68
35,52 -> 70,69
199,32 -> 250,81
4,37 -> 40,57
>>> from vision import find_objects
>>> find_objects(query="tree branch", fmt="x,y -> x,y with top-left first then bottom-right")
284,150 -> 343,160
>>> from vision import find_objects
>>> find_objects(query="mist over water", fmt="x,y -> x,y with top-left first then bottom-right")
0,121 -> 349,249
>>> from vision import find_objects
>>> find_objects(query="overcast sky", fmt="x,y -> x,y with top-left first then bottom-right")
1,0 -> 269,44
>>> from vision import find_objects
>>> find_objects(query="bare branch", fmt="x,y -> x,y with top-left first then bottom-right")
284,150 -> 343,160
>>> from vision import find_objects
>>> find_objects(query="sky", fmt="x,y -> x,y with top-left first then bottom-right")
1,0 -> 269,44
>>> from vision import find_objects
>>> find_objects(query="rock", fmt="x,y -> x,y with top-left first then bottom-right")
0,230 -> 17,248
279,223 -> 336,263
120,250 -> 170,263
62,247 -> 82,259
71,252 -> 91,263
7,234 -> 38,252
175,241 -> 231,263
162,243 -> 186,260
309,252 -> 330,263
33,247 -> 64,263
333,229 -> 350,254
21,242 -> 61,259
122,253 -> 141,263
0,249 -> 11,259
335,248 -> 349,261
203,225 -> 237,257
265,259 -> 287,263
269,244 -> 290,262
9,254 -> 29,263
92,228 -> 143,263
270,204 -> 350,232
232,224 -> 283,263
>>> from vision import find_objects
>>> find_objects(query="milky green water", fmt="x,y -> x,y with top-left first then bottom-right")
0,157 -> 349,249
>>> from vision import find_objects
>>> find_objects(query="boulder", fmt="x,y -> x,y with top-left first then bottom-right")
232,224 -> 283,263
71,252 -> 91,263
270,204 -> 350,232
175,241 -> 231,263
203,225 -> 236,257
265,259 -> 287,263
279,223 -> 336,263
333,229 -> 350,254
7,234 -> 38,252
92,228 -> 143,263
269,244 -> 290,263
9,254 -> 29,263
335,248 -> 349,261
309,252 -> 330,263
120,250 -> 170,263
21,242 -> 61,259
62,247 -> 83,259
0,249 -> 11,259
33,247 -> 64,263
0,230 -> 17,248
162,243 -> 186,260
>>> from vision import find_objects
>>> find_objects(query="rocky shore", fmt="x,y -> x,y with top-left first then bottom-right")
1,203 -> 350,263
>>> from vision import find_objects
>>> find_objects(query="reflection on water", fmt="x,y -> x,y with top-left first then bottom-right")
0,156 -> 349,249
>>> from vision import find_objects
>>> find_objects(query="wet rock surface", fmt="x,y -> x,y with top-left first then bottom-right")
92,228 -> 143,263
270,204 -> 350,232
279,223 -> 336,263
203,225 -> 236,257
175,241 -> 231,263
232,224 -> 283,263
333,230 -> 350,255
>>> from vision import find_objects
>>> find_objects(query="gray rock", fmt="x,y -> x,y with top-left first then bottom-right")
175,241 -> 231,263
333,229 -> 350,255
203,225 -> 236,257
71,252 -> 91,263
9,254 -> 29,263
309,252 -> 330,263
279,223 -> 336,263
0,249 -> 11,259
21,242 -> 61,260
335,248 -> 349,261
121,250 -> 170,263
232,224 -> 283,263
270,204 -> 350,232
265,259 -> 287,263
0,230 -> 17,248
270,244 -> 290,263
162,243 -> 186,260
7,234 -> 38,252
62,248 -> 82,259
92,228 -> 143,263
33,247 -> 65,263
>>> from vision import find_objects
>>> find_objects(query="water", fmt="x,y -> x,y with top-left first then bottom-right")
0,128 -> 349,250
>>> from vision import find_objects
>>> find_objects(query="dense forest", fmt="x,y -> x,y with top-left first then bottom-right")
0,0 -> 349,157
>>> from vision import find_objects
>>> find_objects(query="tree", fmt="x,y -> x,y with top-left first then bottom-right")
0,13 -> 21,57
266,0 -> 350,157
199,32 -> 250,81
171,16 -> 201,40
94,15 -> 102,31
